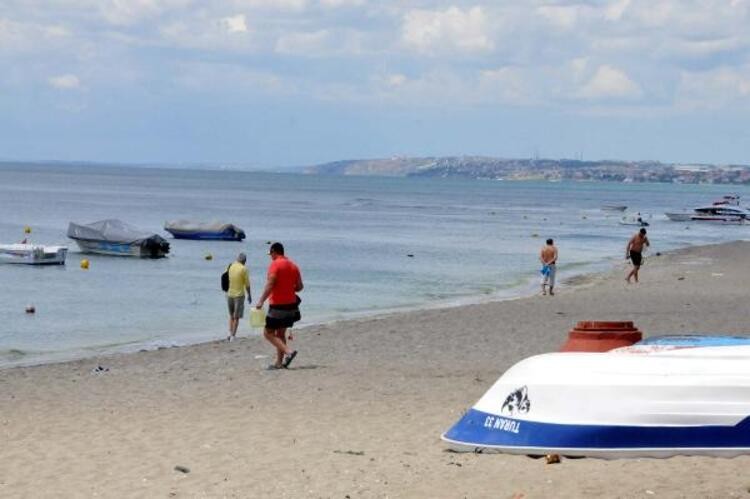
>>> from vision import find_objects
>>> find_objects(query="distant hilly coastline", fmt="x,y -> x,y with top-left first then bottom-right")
305,156 -> 750,185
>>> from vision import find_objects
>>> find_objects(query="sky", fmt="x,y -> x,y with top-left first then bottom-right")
2,0 -> 750,167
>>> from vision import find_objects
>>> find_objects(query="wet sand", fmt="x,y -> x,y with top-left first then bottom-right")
2,241 -> 750,498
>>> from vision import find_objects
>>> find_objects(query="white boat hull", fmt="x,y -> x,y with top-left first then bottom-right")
442,337 -> 750,458
0,244 -> 67,265
72,239 -> 157,257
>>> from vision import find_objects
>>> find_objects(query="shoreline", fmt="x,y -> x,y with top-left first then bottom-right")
0,243 -> 697,370
4,240 -> 750,497
2,249 -> 621,370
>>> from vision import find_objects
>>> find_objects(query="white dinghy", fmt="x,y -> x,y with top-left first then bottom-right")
0,244 -> 68,265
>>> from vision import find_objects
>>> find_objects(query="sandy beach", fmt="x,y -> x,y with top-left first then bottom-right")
3,241 -> 750,498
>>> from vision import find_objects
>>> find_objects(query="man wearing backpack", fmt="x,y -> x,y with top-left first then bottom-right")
225,252 -> 251,342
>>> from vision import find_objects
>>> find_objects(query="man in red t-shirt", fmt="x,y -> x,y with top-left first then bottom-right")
255,242 -> 304,369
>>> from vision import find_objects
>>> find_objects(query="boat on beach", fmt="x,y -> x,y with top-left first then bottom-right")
0,244 -> 68,265
67,219 -> 170,258
164,220 -> 245,241
442,335 -> 750,459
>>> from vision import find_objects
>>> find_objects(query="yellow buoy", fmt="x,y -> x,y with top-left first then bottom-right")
204,253 -> 213,261
80,259 -> 90,270
24,226 -> 32,234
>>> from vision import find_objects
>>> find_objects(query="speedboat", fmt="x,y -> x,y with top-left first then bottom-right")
666,195 -> 750,224
691,204 -> 749,223
442,335 -> 750,459
0,244 -> 67,265
67,219 -> 170,258
164,220 -> 245,241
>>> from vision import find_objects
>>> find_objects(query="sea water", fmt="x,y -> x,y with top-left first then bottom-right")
1,163 -> 748,367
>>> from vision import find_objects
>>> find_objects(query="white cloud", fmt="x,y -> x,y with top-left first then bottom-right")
221,14 -> 248,33
158,15 -> 257,52
401,6 -> 493,54
48,74 -> 81,90
579,65 -> 642,99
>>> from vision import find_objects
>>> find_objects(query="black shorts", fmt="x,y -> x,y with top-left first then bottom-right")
266,303 -> 301,329
629,251 -> 642,266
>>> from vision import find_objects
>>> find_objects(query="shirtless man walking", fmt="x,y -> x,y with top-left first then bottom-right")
626,228 -> 650,283
540,238 -> 558,296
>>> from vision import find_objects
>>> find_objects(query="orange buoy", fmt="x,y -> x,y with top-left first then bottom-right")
560,321 -> 642,352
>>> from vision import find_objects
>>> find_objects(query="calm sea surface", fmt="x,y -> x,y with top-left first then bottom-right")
1,163 -> 749,367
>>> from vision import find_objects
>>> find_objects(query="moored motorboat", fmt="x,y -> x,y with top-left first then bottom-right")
0,244 -> 67,265
665,195 -> 750,224
164,220 -> 245,241
67,219 -> 170,258
442,335 -> 750,459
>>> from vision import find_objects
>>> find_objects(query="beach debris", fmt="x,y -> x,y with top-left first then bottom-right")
80,259 -> 90,270
545,454 -> 561,464
677,276 -> 685,281
174,465 -> 190,474
204,253 -> 213,261
25,304 -> 35,314
91,365 -> 109,374
24,226 -> 32,234
333,450 -> 365,456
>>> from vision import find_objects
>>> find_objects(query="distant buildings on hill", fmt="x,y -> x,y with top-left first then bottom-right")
306,157 -> 750,185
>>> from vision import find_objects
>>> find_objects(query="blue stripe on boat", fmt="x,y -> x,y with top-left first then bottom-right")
637,335 -> 750,347
443,408 -> 750,450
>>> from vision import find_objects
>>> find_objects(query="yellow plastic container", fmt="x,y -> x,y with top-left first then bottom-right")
250,308 -> 266,328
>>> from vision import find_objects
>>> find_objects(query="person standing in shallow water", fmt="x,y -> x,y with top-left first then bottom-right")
540,238 -> 558,296
256,242 -> 303,369
626,228 -> 650,283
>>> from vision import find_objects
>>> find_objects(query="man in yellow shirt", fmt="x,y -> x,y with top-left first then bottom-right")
226,252 -> 251,342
